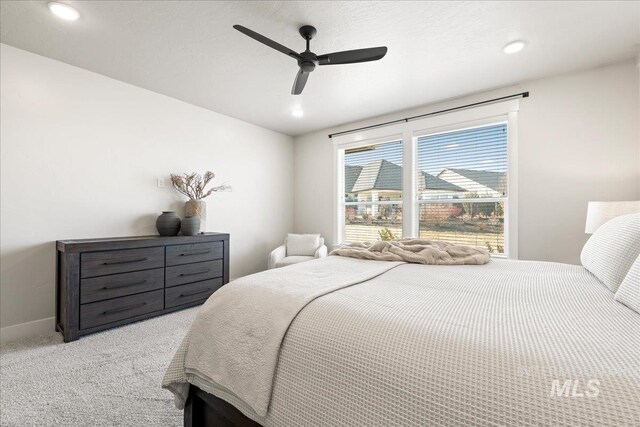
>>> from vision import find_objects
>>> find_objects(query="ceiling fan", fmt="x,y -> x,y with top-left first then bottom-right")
233,24 -> 388,95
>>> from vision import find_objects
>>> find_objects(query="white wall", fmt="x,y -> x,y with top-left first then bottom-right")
294,60 -> 640,265
0,45 -> 294,334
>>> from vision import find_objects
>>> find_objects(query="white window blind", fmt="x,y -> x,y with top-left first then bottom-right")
343,140 -> 403,242
416,123 -> 508,254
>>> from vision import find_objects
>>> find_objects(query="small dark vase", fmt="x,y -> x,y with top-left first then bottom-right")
156,211 -> 181,236
180,216 -> 201,236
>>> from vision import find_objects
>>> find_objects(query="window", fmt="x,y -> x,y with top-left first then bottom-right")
416,123 -> 508,254
334,100 -> 518,257
343,140 -> 403,242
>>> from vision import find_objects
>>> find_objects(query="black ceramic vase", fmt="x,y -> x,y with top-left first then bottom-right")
180,216 -> 200,236
156,211 -> 181,236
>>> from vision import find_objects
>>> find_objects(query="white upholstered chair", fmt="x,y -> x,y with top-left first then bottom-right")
268,233 -> 328,269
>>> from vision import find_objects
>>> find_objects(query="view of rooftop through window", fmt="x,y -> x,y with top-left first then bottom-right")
417,123 -> 507,201
344,140 -> 403,242
343,123 -> 508,254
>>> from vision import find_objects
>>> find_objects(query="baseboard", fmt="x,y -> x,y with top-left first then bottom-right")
0,317 -> 56,345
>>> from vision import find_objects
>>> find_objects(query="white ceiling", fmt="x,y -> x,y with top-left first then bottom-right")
1,1 -> 639,136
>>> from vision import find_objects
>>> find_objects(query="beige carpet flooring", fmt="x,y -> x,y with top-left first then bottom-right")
0,307 -> 198,426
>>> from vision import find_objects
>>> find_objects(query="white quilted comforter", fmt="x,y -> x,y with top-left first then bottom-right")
164,257 -> 640,426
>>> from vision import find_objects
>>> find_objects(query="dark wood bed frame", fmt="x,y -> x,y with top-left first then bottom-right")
184,386 -> 261,427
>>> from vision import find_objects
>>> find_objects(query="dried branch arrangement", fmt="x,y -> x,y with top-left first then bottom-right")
170,171 -> 230,200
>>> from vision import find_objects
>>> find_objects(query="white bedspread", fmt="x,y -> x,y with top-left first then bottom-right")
164,258 -> 640,426
163,256 -> 402,415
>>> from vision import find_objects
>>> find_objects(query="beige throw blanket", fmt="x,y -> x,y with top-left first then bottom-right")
331,239 -> 491,265
163,256 -> 403,416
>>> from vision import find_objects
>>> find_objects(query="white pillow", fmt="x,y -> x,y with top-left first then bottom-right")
286,233 -> 320,256
615,256 -> 639,314
581,213 -> 640,292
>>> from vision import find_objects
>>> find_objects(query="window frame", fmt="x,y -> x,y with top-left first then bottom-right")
332,99 -> 519,259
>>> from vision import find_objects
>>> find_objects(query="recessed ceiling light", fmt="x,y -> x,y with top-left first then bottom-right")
291,109 -> 304,118
503,40 -> 526,54
48,2 -> 80,21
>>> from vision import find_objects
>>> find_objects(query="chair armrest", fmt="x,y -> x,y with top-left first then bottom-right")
268,245 -> 287,269
314,245 -> 328,259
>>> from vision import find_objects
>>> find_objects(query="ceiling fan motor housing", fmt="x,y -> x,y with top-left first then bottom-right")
298,51 -> 317,72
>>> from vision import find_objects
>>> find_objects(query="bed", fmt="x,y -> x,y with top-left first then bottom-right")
163,247 -> 640,427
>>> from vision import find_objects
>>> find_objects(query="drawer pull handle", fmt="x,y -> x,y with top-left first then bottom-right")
102,302 -> 146,315
103,257 -> 148,265
103,280 -> 147,291
180,250 -> 211,257
180,288 -> 211,298
179,269 -> 210,277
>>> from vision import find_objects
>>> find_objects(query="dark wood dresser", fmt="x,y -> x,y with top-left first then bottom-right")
56,233 -> 229,342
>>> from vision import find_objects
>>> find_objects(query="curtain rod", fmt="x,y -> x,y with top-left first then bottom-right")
328,91 -> 529,139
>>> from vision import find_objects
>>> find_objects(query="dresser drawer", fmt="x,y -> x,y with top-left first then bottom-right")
165,278 -> 223,309
80,289 -> 163,330
81,247 -> 164,278
166,242 -> 223,266
81,268 -> 164,304
165,260 -> 223,287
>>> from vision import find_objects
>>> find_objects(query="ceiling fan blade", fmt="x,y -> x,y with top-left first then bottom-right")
317,47 -> 387,65
233,25 -> 302,61
291,69 -> 309,95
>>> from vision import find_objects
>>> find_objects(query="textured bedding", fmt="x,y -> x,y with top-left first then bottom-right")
164,258 -> 640,426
